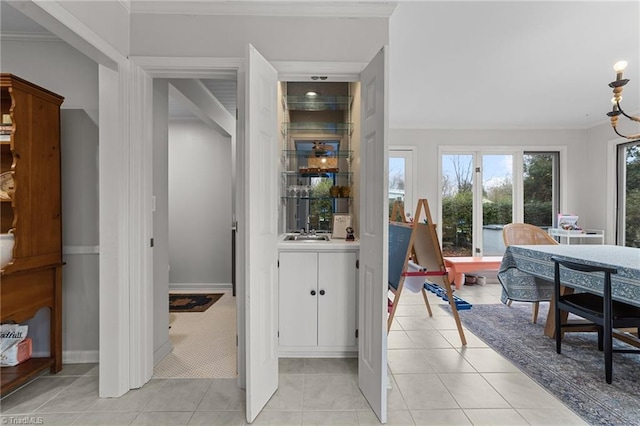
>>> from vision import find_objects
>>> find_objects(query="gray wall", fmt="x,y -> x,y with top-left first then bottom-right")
59,109 -> 100,361
153,80 -> 171,362
130,14 -> 388,63
168,119 -> 233,289
1,37 -> 100,361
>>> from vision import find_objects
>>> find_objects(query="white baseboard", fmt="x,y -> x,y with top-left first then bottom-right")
169,283 -> 233,292
63,350 -> 99,364
154,339 -> 173,365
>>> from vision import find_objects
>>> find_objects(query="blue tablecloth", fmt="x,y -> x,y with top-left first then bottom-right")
498,245 -> 640,308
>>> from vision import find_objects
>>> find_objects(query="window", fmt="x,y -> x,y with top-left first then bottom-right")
440,149 -> 559,257
389,148 -> 415,221
617,140 -> 640,247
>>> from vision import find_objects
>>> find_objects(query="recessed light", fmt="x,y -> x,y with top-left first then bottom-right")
305,91 -> 319,97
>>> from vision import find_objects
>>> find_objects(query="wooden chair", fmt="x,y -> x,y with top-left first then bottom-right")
502,223 -> 558,323
552,256 -> 640,384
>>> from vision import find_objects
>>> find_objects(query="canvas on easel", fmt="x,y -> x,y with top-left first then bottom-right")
387,198 -> 467,346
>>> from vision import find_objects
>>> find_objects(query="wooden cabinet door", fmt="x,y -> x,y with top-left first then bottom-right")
317,251 -> 357,348
278,251 -> 318,347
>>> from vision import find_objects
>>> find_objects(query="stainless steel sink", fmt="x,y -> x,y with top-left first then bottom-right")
284,234 -> 330,242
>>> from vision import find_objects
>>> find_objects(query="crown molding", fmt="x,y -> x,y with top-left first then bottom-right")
128,1 -> 397,18
0,31 -> 61,42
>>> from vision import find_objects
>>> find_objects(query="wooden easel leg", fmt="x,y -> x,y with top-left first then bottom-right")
443,279 -> 467,346
421,287 -> 433,317
387,286 -> 403,333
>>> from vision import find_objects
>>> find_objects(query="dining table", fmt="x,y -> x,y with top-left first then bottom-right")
498,244 -> 640,339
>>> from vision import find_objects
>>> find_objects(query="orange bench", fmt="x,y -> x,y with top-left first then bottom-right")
444,256 -> 503,290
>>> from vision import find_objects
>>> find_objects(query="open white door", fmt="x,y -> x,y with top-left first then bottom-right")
358,46 -> 389,423
245,44 -> 279,423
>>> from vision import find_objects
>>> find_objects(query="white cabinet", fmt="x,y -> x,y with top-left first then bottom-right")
278,250 -> 358,356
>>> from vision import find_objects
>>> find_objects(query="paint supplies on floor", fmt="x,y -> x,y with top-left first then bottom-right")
1,324 -> 32,367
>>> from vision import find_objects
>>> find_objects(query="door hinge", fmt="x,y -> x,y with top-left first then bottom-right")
277,260 -> 279,268
236,335 -> 238,346
150,238 -> 154,248
277,331 -> 279,338
356,259 -> 359,269
355,329 -> 359,338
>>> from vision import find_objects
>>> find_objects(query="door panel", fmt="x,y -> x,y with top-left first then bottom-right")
279,252 -> 318,347
318,252 -> 357,347
245,44 -> 279,423
358,47 -> 388,424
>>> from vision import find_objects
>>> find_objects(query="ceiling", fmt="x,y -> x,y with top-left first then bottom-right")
2,1 -> 638,130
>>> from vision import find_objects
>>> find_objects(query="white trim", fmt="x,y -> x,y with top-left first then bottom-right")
63,350 -> 99,364
169,283 -> 234,292
153,339 -> 173,365
128,64 -> 155,389
131,56 -> 244,78
0,31 -> 60,42
273,61 -> 365,82
98,63 -> 131,398
18,0 -> 125,69
62,245 -> 100,255
606,136 -> 627,244
127,1 -> 397,18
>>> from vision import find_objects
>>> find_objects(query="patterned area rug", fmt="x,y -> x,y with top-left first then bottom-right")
169,293 -> 223,312
443,302 -> 640,426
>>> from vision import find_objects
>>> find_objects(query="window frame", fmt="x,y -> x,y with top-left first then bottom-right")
438,145 -> 566,255
389,146 -> 417,219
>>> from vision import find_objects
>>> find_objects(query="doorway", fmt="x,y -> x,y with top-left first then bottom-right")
152,80 -> 238,379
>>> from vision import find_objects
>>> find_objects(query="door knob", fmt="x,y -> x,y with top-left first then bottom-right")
310,290 -> 316,296
319,290 -> 325,295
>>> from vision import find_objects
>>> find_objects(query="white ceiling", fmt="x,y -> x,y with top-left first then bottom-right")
2,1 -> 638,130
389,1 -> 640,130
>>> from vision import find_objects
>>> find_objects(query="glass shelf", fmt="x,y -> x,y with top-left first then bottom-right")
281,196 -> 352,201
282,171 -> 351,178
282,150 -> 352,159
283,122 -> 353,135
284,95 -> 352,111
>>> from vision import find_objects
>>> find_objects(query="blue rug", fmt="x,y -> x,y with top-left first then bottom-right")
443,303 -> 640,426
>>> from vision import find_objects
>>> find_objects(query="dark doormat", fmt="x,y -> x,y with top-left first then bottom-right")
169,293 -> 223,313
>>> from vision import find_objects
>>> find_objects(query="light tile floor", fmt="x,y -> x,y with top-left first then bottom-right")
1,280 -> 588,425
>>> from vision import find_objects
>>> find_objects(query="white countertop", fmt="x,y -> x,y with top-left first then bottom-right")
278,234 -> 360,251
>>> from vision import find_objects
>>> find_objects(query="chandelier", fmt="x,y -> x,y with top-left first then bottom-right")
607,61 -> 640,139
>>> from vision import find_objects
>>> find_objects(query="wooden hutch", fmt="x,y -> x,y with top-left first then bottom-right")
1,74 -> 64,395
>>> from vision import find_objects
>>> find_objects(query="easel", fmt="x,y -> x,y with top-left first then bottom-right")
390,199 -> 407,223
388,199 -> 467,346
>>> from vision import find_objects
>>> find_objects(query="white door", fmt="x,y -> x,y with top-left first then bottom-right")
245,44 -> 279,423
358,46 -> 388,423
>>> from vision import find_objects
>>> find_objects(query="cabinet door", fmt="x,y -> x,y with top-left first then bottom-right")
278,251 -> 318,347
317,252 -> 357,347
